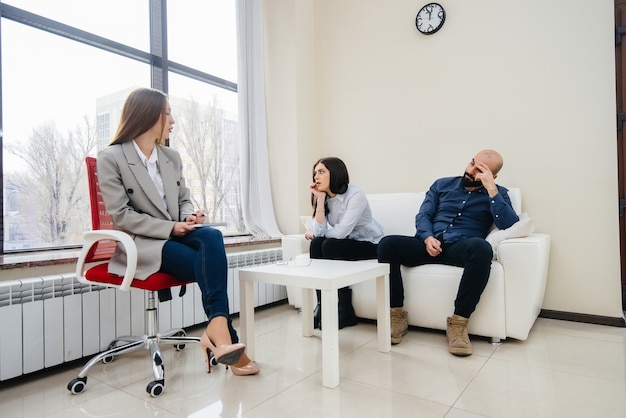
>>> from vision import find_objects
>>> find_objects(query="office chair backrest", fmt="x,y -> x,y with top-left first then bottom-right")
85,156 -> 117,263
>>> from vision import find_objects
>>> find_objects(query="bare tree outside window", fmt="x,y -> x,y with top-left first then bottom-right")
173,96 -> 244,234
5,116 -> 97,249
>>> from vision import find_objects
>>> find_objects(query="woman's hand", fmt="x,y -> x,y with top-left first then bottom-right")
309,182 -> 326,201
184,210 -> 206,224
172,222 -> 196,237
304,229 -> 314,240
309,182 -> 327,225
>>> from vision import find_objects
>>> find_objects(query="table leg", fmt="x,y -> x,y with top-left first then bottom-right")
376,273 -> 391,353
239,279 -> 256,359
301,288 -> 314,337
321,289 -> 339,388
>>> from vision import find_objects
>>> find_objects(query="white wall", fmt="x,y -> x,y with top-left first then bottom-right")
264,0 -> 624,319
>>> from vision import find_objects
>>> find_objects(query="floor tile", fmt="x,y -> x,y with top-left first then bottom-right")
454,357 -> 626,418
492,322 -> 626,381
1,303 -> 625,418
242,374 -> 451,418
339,332 -> 489,406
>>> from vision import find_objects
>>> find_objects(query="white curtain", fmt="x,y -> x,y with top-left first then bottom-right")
236,0 -> 282,238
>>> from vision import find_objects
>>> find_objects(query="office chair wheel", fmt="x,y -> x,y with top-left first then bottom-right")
67,377 -> 87,394
146,379 -> 165,397
173,331 -> 187,350
102,342 -> 117,363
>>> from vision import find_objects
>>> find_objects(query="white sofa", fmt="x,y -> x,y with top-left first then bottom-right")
281,188 -> 551,342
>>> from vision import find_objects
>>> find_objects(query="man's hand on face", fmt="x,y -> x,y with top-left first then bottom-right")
474,162 -> 498,196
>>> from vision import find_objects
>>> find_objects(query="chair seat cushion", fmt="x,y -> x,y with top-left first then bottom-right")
86,263 -> 193,291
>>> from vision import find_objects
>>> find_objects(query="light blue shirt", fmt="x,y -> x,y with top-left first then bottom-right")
312,184 -> 384,244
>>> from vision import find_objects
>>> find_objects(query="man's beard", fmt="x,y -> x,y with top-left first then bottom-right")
461,172 -> 482,188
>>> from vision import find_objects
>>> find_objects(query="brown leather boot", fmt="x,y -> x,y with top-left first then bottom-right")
446,315 -> 472,356
390,308 -> 408,345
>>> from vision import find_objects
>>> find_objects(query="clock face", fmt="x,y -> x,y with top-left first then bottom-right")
416,3 -> 445,35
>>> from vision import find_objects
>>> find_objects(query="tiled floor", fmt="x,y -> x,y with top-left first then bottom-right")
1,303 -> 626,417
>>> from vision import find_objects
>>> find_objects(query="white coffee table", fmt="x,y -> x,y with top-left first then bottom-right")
238,258 -> 390,388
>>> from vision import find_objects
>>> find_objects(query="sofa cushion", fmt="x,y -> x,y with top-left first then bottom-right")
300,215 -> 313,231
367,192 -> 423,236
507,187 -> 522,214
485,213 -> 534,259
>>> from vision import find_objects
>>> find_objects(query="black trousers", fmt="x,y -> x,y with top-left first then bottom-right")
309,237 -> 377,328
377,235 -> 493,318
309,237 -> 378,261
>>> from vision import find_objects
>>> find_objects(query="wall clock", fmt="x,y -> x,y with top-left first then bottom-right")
415,3 -> 446,35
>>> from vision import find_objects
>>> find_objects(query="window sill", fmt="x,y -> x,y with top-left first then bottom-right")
0,235 -> 281,271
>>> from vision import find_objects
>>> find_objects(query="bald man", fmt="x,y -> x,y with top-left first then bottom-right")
377,150 -> 519,354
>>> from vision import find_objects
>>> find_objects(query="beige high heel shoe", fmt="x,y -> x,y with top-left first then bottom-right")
200,331 -> 245,373
230,352 -> 260,376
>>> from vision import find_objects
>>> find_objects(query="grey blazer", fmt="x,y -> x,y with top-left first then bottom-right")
97,142 -> 194,279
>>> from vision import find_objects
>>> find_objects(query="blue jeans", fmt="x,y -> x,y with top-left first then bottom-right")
377,235 -> 493,318
160,227 -> 238,343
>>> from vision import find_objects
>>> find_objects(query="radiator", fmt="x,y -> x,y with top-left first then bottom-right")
0,248 -> 284,381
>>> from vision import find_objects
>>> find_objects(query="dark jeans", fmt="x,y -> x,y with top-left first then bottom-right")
309,237 -> 378,260
160,227 -> 238,343
377,235 -> 493,318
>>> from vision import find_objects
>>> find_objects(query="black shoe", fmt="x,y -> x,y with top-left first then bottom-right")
313,289 -> 322,329
313,304 -> 322,330
313,288 -> 359,330
338,287 -> 358,329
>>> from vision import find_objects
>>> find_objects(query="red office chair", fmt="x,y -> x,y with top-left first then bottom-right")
67,157 -> 201,397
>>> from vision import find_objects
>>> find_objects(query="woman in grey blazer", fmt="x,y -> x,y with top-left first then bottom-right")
97,88 -> 258,376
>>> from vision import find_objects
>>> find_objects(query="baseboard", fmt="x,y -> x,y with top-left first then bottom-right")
539,309 -> 626,327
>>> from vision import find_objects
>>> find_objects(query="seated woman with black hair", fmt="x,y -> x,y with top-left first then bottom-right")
305,157 -> 384,329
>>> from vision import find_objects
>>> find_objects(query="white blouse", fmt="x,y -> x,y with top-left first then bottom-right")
312,184 -> 384,244
132,140 -> 168,211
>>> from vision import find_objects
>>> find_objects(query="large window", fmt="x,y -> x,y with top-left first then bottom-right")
1,0 -> 245,253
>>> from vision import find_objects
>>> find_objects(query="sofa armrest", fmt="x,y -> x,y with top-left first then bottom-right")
497,233 -> 551,340
281,234 -> 310,261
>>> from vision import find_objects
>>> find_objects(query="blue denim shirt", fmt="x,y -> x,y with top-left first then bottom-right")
415,176 -> 519,244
